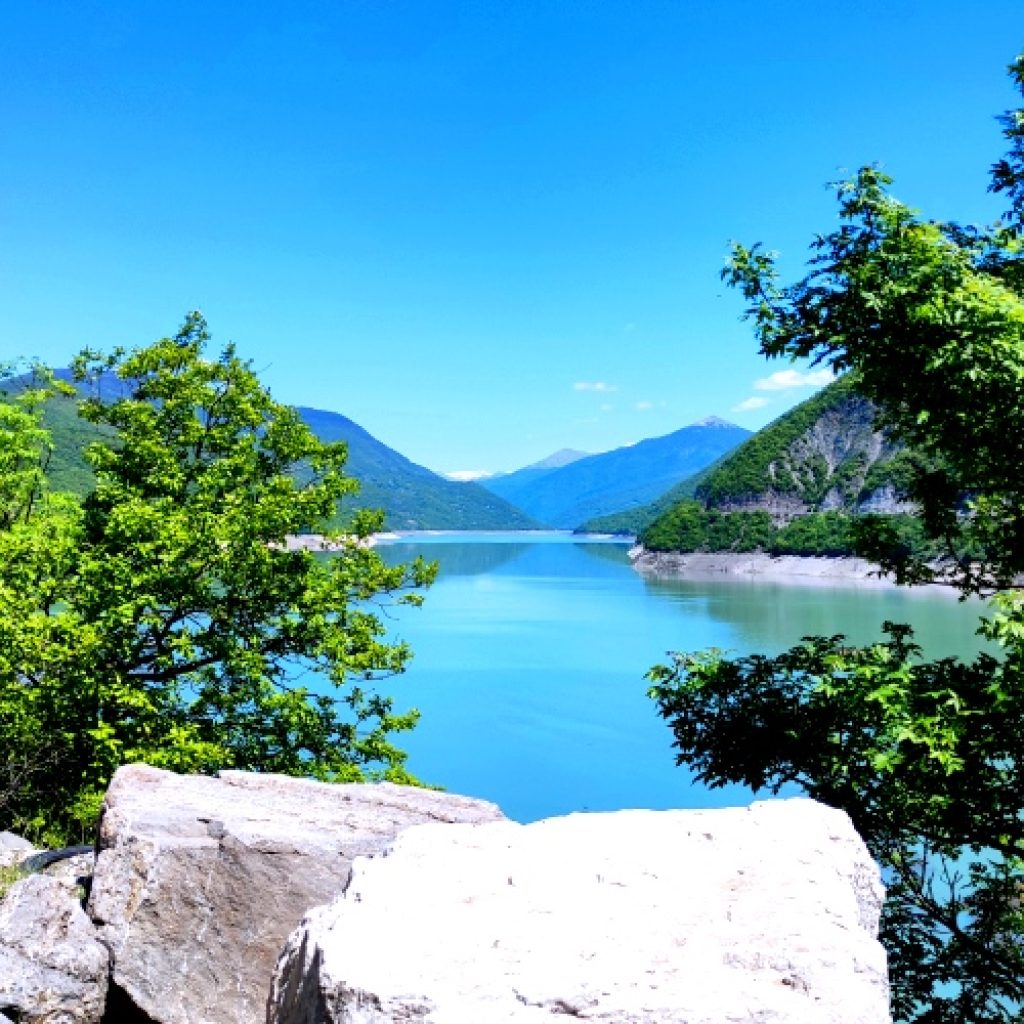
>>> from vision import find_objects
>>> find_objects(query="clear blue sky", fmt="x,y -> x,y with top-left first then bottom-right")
2,2 -> 1021,477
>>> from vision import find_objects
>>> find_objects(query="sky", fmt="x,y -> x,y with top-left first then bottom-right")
2,2 -> 1022,478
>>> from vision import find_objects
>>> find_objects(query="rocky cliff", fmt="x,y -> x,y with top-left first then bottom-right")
696,377 -> 912,523
634,378 -> 929,560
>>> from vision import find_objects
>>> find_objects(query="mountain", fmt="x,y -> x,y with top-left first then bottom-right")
481,449 -> 590,505
293,407 -> 537,530
523,448 -> 591,471
21,374 -> 536,531
578,464 -> 715,536
691,377 -> 908,515
638,377 -> 924,556
483,420 -> 751,529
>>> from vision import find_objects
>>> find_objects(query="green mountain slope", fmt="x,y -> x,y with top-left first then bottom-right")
695,376 -> 881,508
294,406 -> 537,530
577,463 -> 714,536
638,377 -> 925,555
483,418 -> 751,529
21,374 -> 536,531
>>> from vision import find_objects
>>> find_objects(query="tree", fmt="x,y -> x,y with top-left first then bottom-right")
648,56 -> 1024,1023
0,314 -> 434,844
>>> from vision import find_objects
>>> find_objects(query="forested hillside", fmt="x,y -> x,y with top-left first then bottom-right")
296,407 -> 538,530
29,374 -> 536,531
577,464 -> 713,535
636,377 -> 929,556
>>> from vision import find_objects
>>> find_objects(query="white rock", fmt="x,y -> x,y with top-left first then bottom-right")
270,799 -> 890,1024
0,831 -> 34,870
87,764 -> 504,1024
0,873 -> 109,1024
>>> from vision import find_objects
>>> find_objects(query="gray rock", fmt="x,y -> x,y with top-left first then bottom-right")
87,764 -> 504,1024
38,852 -> 95,897
270,799 -> 890,1024
0,831 -> 35,870
0,831 -> 33,853
0,873 -> 109,1024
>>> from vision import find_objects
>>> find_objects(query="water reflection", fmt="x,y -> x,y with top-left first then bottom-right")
575,542 -> 634,569
379,533 -> 632,579
381,539 -> 531,577
641,575 -> 987,661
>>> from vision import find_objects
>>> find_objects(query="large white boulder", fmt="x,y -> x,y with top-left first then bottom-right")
269,799 -> 890,1024
87,765 -> 504,1024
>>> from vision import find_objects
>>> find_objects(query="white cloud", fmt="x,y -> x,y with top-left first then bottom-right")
732,396 -> 770,412
573,381 -> 617,392
445,470 -> 493,482
754,368 -> 835,391
635,400 -> 654,411
600,403 -> 614,412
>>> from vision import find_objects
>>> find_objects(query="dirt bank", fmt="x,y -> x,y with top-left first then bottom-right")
630,546 -> 912,588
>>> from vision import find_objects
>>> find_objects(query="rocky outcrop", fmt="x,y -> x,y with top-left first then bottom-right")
269,799 -> 890,1024
0,873 -> 109,1024
87,765 -> 504,1024
0,772 -> 892,1024
856,483 -> 916,516
714,492 -> 812,523
697,384 -> 911,522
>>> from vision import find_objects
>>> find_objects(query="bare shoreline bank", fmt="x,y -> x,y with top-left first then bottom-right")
283,532 -> 400,551
629,546 -> 956,591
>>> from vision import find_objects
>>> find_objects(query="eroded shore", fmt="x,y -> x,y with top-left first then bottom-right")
630,546 -> 922,588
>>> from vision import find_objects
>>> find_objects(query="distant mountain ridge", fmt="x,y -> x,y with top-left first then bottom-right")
22,372 -> 536,531
578,464 -> 716,536
481,449 -> 591,506
483,420 -> 751,529
527,448 -> 591,470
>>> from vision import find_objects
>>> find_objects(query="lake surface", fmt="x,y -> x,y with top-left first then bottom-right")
360,532 -> 988,822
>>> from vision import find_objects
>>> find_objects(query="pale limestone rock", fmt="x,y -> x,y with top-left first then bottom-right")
270,799 -> 890,1024
87,764 -> 503,1024
0,831 -> 34,870
37,852 -> 94,895
0,873 -> 109,1024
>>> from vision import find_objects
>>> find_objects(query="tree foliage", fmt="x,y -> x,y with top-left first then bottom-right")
0,314 -> 434,843
649,56 -> 1024,1023
639,503 -> 934,561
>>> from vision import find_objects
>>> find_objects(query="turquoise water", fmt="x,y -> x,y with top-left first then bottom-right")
361,532 -> 988,822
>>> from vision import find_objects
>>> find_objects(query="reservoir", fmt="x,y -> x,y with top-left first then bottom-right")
367,532 -> 986,822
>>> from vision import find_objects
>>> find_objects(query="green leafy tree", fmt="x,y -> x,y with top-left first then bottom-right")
649,56 -> 1024,1023
0,364 -> 76,828
0,314 -> 434,843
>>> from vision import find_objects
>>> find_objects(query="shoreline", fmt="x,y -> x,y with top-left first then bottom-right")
282,532 -> 400,551
284,532 -> 965,593
629,546 -> 956,591
283,530 -> 624,551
